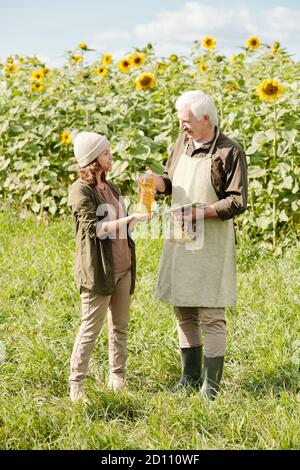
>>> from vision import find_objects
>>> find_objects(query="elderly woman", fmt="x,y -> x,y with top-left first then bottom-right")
68,131 -> 148,402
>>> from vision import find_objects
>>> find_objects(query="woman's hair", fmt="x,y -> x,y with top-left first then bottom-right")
175,90 -> 218,127
77,158 -> 104,186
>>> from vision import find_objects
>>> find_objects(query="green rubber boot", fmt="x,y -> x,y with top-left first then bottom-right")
201,356 -> 224,401
172,346 -> 202,391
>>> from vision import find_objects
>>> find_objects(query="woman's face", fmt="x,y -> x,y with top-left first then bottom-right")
97,147 -> 113,172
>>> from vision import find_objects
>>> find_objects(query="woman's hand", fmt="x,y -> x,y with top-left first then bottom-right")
131,212 -> 150,222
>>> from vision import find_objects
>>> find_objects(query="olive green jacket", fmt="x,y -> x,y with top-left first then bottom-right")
68,178 -> 136,296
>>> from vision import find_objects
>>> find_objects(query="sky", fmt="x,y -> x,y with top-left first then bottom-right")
1,0 -> 299,66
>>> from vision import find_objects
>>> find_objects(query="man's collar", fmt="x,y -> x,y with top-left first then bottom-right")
184,127 -> 219,150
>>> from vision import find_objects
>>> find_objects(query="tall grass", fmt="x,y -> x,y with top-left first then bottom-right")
0,208 -> 299,449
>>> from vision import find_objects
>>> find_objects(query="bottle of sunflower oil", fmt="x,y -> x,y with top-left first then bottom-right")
137,173 -> 155,216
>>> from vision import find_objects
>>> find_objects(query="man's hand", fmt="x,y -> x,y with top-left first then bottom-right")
152,173 -> 166,193
138,170 -> 165,193
169,204 -> 218,225
204,205 -> 218,218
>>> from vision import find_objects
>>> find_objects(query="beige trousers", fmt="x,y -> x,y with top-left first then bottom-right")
174,306 -> 226,357
69,271 -> 131,385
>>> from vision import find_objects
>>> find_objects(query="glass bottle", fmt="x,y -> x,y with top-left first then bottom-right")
137,173 -> 155,216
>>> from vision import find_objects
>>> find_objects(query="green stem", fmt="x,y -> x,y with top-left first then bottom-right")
273,104 -> 277,161
271,104 -> 278,251
218,94 -> 223,126
272,196 -> 277,251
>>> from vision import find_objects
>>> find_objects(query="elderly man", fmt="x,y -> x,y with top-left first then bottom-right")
151,90 -> 248,400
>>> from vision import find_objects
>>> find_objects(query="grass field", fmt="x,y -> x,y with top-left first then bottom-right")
0,208 -> 299,450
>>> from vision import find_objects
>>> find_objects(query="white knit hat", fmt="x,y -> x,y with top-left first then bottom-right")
71,131 -> 109,168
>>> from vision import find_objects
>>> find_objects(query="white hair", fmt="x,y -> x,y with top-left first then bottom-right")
175,90 -> 218,127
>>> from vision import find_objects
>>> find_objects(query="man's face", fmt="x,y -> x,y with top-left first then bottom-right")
97,147 -> 113,171
178,107 -> 210,141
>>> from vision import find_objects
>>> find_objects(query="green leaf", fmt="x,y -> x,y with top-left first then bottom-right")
148,160 -> 164,175
9,125 -> 24,136
282,129 -> 297,145
279,210 -> 289,222
111,160 -> 129,178
278,176 -> 293,190
43,171 -> 58,186
256,216 -> 272,230
32,202 -> 40,213
227,112 -> 236,126
21,190 -> 33,203
0,157 -> 10,171
0,120 -> 9,134
248,166 -> 267,178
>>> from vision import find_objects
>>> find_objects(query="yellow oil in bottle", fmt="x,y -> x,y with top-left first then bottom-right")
137,174 -> 155,216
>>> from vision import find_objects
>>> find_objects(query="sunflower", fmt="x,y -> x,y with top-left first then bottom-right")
129,52 -> 145,68
102,54 -> 112,65
170,54 -> 178,62
156,61 -> 167,75
202,36 -> 216,50
135,73 -> 156,90
118,56 -> 132,73
226,82 -> 238,92
79,43 -> 88,50
229,55 -> 238,63
32,82 -> 44,93
96,66 -> 108,77
4,64 -> 17,75
257,79 -> 283,102
246,35 -> 260,50
272,41 -> 280,54
6,56 -> 14,64
199,62 -> 207,74
31,69 -> 45,81
61,131 -> 71,145
70,55 -> 82,64
43,67 -> 50,75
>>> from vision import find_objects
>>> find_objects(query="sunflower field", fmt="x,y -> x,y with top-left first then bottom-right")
0,37 -> 299,250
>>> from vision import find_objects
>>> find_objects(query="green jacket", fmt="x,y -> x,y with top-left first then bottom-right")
68,178 -> 136,296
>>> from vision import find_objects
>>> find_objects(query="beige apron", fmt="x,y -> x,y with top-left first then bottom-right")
156,132 -> 237,307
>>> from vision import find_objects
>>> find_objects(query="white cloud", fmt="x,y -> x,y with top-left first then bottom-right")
265,7 -> 300,33
134,2 -> 255,43
90,30 -> 132,54
153,42 -> 191,59
92,30 -> 131,43
133,2 -> 300,51
88,3 -> 300,61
